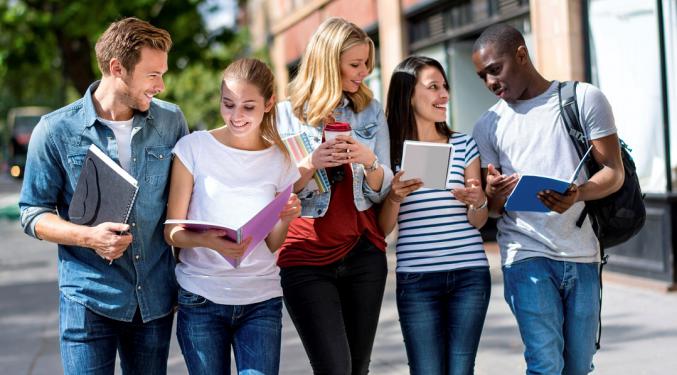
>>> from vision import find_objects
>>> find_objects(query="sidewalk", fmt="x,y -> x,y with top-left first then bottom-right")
1,195 -> 676,373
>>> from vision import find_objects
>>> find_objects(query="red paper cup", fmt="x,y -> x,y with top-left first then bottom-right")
324,122 -> 352,142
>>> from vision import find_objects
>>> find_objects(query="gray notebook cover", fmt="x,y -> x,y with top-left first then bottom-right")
68,144 -> 139,226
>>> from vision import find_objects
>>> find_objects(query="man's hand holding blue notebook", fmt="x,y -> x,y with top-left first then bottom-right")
504,146 -> 593,212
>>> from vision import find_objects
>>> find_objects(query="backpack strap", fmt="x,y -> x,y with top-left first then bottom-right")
558,81 -> 592,227
558,80 -> 607,350
558,81 -> 588,156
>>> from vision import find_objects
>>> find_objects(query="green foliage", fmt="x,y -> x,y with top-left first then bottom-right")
0,0 -> 255,132
162,63 -> 222,130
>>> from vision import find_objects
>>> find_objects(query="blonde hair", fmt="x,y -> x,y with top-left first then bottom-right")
95,17 -> 172,75
288,17 -> 375,126
222,58 -> 289,159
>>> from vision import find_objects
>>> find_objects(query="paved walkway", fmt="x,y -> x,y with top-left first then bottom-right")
1,177 -> 676,373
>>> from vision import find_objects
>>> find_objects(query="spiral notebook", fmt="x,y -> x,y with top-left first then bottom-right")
68,144 -> 139,226
282,133 -> 330,192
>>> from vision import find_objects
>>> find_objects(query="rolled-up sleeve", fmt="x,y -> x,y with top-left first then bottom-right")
363,105 -> 393,203
18,118 -> 62,239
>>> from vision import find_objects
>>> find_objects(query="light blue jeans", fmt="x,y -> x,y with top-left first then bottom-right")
59,293 -> 173,375
176,287 -> 282,375
503,257 -> 600,375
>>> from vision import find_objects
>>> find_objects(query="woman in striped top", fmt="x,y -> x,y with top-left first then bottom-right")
379,56 -> 491,375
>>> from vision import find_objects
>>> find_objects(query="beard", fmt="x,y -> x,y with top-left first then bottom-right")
120,75 -> 151,112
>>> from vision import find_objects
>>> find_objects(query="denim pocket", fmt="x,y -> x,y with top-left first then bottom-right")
396,272 -> 424,285
353,122 -> 378,142
67,145 -> 89,167
66,148 -> 90,185
144,145 -> 172,185
177,287 -> 207,306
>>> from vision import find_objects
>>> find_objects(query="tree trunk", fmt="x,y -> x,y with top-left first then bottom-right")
55,32 -> 97,96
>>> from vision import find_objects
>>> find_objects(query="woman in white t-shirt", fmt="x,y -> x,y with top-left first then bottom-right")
379,56 -> 491,375
164,58 -> 301,374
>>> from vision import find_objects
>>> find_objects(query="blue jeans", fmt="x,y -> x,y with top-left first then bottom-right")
503,257 -> 600,375
396,267 -> 491,375
59,293 -> 173,375
176,287 -> 282,375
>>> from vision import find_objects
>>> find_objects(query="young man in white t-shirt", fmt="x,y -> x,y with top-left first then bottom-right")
471,24 -> 624,374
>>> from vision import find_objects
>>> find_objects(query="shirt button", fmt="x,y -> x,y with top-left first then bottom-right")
133,158 -> 137,162
135,254 -> 140,260
137,285 -> 142,290
131,222 -> 136,227
159,154 -> 164,159
317,209 -> 322,214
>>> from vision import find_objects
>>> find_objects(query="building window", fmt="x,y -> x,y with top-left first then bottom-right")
663,0 -> 677,190
587,0 -> 668,192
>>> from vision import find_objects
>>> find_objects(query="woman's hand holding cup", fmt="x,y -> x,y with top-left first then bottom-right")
309,140 -> 343,169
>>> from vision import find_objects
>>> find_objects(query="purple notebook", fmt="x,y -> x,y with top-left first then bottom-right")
165,184 -> 293,267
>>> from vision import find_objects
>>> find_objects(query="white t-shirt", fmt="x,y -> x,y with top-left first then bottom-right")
395,133 -> 489,273
472,81 -> 617,265
172,130 -> 300,305
98,117 -> 133,171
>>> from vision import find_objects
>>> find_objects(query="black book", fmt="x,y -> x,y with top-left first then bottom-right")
68,144 -> 139,226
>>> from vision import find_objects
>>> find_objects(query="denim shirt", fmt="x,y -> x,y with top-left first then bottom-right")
19,81 -> 189,322
276,98 -> 393,217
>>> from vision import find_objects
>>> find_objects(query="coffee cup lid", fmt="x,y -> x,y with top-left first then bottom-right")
324,121 -> 351,131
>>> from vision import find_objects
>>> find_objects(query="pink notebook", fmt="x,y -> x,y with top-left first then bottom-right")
165,184 -> 293,267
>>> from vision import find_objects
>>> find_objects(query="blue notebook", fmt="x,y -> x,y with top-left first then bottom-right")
504,146 -> 592,212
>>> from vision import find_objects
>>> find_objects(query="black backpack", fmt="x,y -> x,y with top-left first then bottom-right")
558,81 -> 647,350
558,81 -> 646,250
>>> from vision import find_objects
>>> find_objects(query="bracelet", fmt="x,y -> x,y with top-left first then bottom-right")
470,197 -> 488,211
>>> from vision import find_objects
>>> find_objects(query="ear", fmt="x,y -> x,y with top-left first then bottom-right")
109,58 -> 125,78
264,95 -> 276,113
516,46 -> 529,65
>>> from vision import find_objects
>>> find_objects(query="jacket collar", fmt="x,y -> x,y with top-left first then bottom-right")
82,80 -> 153,128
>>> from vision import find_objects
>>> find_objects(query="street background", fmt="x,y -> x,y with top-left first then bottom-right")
1,174 -> 676,374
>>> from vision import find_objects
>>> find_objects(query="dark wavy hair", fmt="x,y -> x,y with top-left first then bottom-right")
385,56 -> 453,169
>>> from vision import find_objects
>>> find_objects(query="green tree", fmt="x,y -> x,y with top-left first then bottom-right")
0,0 -> 254,130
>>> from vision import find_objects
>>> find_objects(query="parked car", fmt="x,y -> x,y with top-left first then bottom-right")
6,107 -> 50,178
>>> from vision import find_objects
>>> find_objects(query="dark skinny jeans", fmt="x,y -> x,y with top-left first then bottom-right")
280,237 -> 388,375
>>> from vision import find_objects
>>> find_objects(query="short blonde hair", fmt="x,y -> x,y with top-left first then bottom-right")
288,17 -> 375,126
95,17 -> 172,75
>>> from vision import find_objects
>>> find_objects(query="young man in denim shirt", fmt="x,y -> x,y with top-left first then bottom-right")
471,24 -> 624,374
19,18 -> 188,374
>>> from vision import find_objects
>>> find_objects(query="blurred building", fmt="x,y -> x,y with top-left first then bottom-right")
243,0 -> 677,289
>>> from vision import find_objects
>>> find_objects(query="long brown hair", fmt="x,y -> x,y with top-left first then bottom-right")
222,58 -> 289,159
386,56 -> 453,169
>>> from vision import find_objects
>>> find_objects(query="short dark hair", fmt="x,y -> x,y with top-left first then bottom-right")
473,23 -> 525,57
385,56 -> 453,169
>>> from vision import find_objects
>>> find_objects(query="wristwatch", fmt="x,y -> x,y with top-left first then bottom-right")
364,157 -> 379,172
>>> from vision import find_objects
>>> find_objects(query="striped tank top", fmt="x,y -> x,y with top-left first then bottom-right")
395,132 -> 489,273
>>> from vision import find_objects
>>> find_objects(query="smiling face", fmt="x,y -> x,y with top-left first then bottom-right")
340,42 -> 370,93
117,47 -> 167,112
411,65 -> 449,126
472,43 -> 529,102
220,78 -> 274,146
